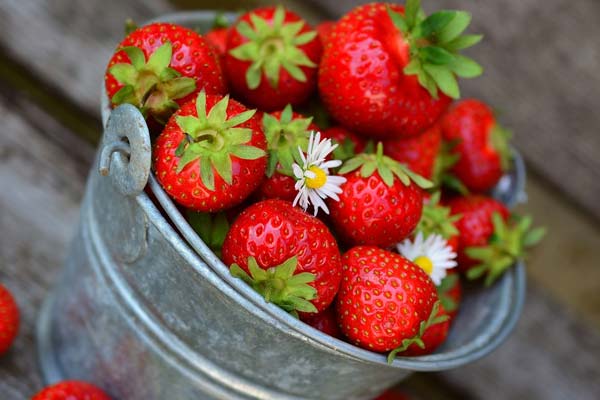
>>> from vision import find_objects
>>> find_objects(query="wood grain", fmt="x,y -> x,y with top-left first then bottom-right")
0,91 -> 93,398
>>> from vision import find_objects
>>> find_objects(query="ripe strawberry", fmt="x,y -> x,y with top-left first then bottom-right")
448,195 -> 509,268
316,20 -> 335,46
416,192 -> 460,252
401,271 -> 462,356
383,123 -> 442,179
105,22 -> 226,124
0,284 -> 19,355
441,99 -> 512,192
154,91 -> 267,212
321,126 -> 367,162
437,271 -> 462,320
205,13 -> 230,57
374,389 -> 411,400
329,143 -> 432,247
335,246 -> 445,361
301,305 -> 343,339
222,199 -> 342,314
225,6 -> 322,111
255,105 -> 319,201
32,380 -> 111,400
319,1 -> 482,138
448,195 -> 545,284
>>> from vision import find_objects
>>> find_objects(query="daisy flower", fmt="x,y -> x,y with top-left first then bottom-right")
397,232 -> 457,285
292,131 -> 347,216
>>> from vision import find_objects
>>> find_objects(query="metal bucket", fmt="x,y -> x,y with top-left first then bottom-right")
37,11 -> 527,400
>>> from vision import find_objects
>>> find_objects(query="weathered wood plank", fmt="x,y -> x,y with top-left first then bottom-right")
0,0 -> 174,116
0,92 -> 92,398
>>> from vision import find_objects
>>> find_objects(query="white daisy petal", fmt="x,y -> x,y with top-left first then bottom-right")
396,232 -> 457,286
289,131 -> 346,216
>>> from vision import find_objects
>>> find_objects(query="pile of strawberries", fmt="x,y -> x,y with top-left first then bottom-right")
101,0 -> 546,362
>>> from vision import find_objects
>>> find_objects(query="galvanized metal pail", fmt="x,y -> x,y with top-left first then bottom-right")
37,11 -> 527,400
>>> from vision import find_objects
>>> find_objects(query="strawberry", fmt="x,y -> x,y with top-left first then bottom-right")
154,91 -> 267,212
316,20 -> 335,46
319,1 -> 482,139
222,199 -> 342,314
205,13 -> 230,57
448,195 -> 545,284
335,246 -> 445,361
0,284 -> 18,355
329,143 -> 432,247
301,305 -> 343,339
383,123 -> 442,179
374,389 -> 411,400
441,99 -> 512,192
105,22 -> 226,124
255,105 -> 319,201
32,380 -> 111,400
437,271 -> 462,320
321,126 -> 367,162
416,192 -> 461,252
225,6 -> 322,111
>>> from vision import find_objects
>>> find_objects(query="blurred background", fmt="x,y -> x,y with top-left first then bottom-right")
0,0 -> 598,399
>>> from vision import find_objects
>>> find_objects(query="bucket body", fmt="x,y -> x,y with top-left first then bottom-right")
37,12 -> 527,400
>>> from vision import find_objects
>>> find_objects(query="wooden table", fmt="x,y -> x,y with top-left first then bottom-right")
1,1 -> 599,399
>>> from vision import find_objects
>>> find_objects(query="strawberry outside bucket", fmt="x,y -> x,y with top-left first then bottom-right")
36,11 -> 527,400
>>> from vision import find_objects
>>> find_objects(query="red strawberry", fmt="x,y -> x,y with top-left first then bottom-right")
301,305 -> 343,339
32,380 -> 111,400
321,126 -> 367,162
383,123 -> 442,179
416,192 -> 461,252
105,22 -> 226,124
319,1 -> 482,139
316,20 -> 335,46
0,284 -> 18,355
225,6 -> 322,111
329,144 -> 431,247
441,99 -> 512,192
437,271 -> 462,320
374,389 -> 411,400
401,270 -> 463,356
448,195 -> 545,284
206,27 -> 228,56
255,105 -> 319,201
222,199 -> 343,314
154,91 -> 267,212
336,246 -> 445,361
448,195 -> 509,268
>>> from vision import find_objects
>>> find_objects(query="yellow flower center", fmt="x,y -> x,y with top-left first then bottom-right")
305,166 -> 327,189
414,255 -> 434,275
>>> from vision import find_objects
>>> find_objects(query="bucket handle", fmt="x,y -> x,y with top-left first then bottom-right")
98,104 -> 152,197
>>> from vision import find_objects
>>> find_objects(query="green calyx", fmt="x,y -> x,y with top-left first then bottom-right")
230,256 -> 318,317
417,191 -> 460,239
109,41 -> 197,124
437,273 -> 459,313
229,5 -> 318,89
387,301 -> 449,363
263,104 -> 312,177
465,213 -> 546,286
332,138 -> 358,162
431,140 -> 469,195
387,0 -> 483,99
490,123 -> 513,172
187,210 -> 229,258
339,142 -> 433,189
174,91 -> 265,191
